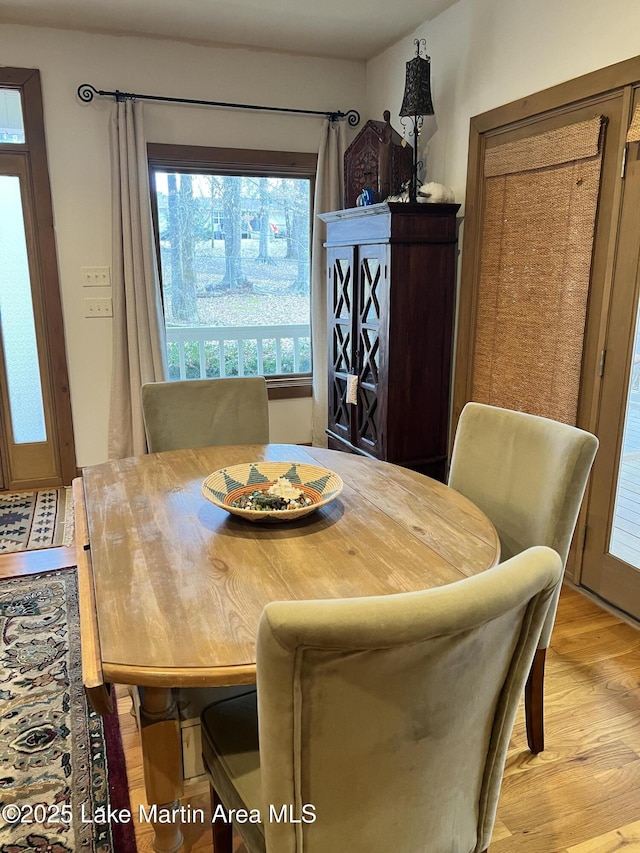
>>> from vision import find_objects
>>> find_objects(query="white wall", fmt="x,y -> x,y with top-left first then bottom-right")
0,24 -> 366,465
367,0 -> 640,207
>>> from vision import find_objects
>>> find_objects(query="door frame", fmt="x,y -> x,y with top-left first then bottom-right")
0,68 -> 76,487
580,91 -> 640,613
454,55 -> 640,584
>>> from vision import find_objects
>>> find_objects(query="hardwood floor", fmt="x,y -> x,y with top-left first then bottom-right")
2,547 -> 639,852
0,543 -> 76,578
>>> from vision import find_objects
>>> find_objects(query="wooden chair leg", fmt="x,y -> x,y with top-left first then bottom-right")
210,785 -> 233,852
525,647 -> 547,754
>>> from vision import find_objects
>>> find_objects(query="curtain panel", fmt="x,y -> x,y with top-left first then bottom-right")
108,100 -> 167,459
311,119 -> 346,447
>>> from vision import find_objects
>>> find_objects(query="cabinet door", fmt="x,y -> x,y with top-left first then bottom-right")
327,248 -> 355,444
354,245 -> 388,457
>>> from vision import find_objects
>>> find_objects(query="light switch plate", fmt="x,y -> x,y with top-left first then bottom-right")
82,266 -> 111,287
84,297 -> 113,318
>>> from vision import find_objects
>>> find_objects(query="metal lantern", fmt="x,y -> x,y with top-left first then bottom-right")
399,39 -> 434,202
399,50 -> 434,118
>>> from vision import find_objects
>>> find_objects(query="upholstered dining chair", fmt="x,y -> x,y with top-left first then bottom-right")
141,377 -> 270,736
448,402 -> 598,754
141,376 -> 269,452
201,546 -> 562,853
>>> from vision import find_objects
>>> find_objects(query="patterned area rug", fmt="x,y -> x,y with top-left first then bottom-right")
0,489 -> 74,553
0,569 -> 136,852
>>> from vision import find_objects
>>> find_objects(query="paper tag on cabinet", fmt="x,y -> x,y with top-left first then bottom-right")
347,374 -> 358,405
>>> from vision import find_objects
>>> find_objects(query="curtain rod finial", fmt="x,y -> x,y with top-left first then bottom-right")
331,109 -> 359,126
77,83 -> 98,103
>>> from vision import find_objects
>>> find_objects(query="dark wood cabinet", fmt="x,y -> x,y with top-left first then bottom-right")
320,202 -> 460,481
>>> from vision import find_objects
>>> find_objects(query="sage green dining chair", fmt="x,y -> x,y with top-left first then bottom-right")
141,377 -> 270,735
201,546 -> 562,853
141,376 -> 269,452
448,402 -> 598,753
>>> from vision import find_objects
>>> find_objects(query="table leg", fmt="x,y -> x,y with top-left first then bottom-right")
139,686 -> 184,853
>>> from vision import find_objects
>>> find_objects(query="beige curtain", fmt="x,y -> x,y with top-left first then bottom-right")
311,118 -> 346,447
108,100 -> 167,459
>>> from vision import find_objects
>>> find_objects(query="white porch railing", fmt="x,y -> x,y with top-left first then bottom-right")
165,324 -> 311,379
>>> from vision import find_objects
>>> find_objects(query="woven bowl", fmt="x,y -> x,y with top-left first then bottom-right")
202,461 -> 343,523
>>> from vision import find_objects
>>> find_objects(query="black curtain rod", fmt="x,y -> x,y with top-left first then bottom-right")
77,83 -> 360,126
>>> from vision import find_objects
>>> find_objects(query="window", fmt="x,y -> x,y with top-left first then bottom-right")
0,88 -> 25,143
148,144 -> 317,398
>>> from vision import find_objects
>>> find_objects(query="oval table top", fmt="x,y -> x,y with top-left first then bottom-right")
79,444 -> 500,687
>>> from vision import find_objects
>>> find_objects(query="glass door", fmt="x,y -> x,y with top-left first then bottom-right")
0,156 -> 58,485
609,304 -> 640,568
0,71 -> 75,488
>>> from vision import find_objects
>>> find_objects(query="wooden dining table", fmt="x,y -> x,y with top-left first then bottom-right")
74,443 -> 500,853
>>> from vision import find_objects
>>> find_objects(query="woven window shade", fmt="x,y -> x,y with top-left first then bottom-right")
471,116 -> 605,425
627,105 -> 640,142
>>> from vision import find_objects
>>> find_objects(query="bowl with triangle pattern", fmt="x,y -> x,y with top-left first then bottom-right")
202,461 -> 344,523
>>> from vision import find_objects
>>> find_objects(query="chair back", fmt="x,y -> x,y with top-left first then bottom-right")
256,547 -> 562,853
449,402 -> 598,647
141,377 -> 269,452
